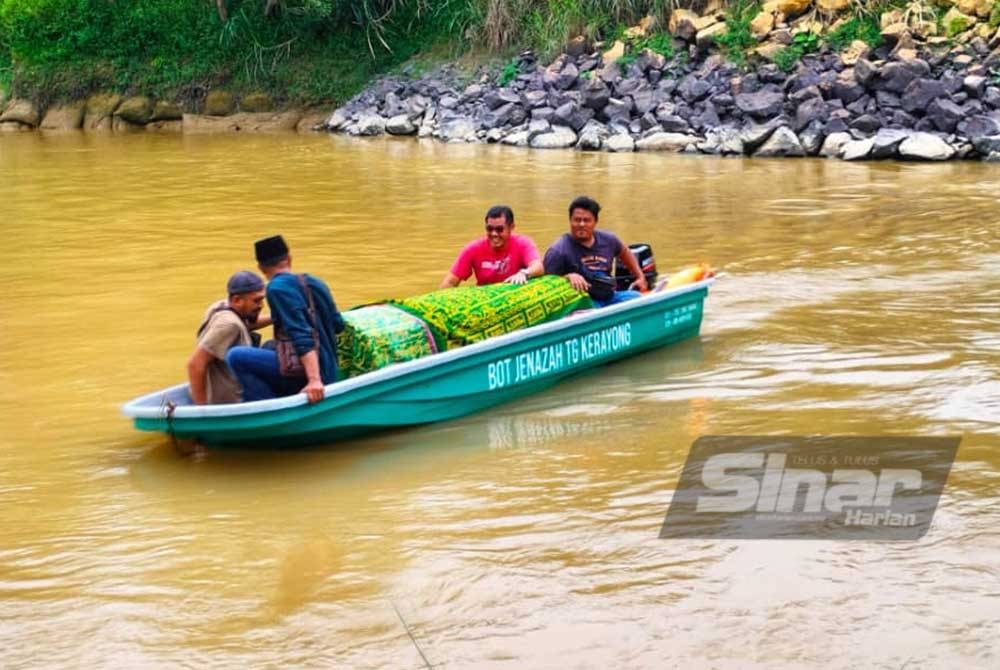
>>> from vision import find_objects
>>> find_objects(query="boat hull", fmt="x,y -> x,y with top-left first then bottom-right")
124,280 -> 711,447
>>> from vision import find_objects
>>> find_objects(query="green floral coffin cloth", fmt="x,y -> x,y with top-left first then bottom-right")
336,305 -> 438,379
336,277 -> 592,378
390,275 -> 592,350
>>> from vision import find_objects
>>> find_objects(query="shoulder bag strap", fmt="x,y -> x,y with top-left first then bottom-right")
297,274 -> 320,348
196,305 -> 241,338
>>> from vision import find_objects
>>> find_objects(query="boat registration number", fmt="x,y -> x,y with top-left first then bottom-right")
665,303 -> 699,328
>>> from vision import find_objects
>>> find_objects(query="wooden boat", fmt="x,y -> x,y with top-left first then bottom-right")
122,278 -> 714,447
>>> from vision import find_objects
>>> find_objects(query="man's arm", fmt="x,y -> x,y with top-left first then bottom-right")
189,313 -> 245,404
505,236 -> 544,283
269,281 -> 315,353
440,272 -> 462,289
299,349 -> 324,404
543,245 -> 589,293
619,247 -> 648,291
502,259 -> 544,285
187,346 -> 215,405
442,243 -> 477,289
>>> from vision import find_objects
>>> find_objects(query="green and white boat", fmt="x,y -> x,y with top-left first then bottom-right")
122,278 -> 713,447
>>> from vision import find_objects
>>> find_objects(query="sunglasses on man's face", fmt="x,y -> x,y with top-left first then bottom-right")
485,224 -> 508,233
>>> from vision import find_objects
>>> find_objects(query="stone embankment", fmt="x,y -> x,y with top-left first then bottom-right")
0,90 -> 326,134
326,4 -> 1000,161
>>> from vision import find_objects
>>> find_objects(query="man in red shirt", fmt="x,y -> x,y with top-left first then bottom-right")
440,205 -> 544,288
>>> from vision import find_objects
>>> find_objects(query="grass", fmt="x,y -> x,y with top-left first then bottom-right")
714,0 -> 759,67
826,14 -> 883,51
773,30 -> 819,72
618,51 -> 639,72
634,31 -> 674,59
498,57 -> 519,85
945,14 -> 973,38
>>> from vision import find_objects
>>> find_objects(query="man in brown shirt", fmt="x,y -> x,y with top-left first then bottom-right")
187,271 -> 269,404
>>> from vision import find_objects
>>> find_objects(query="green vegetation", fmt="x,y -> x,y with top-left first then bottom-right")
773,30 -> 819,72
617,51 -> 638,72
714,0 -> 759,67
0,0 -> 475,106
617,30 -> 675,72
0,0 -> 680,106
826,14 -> 883,51
0,40 -> 11,97
0,1 -> 954,108
497,57 -> 519,85
634,31 -> 675,59
713,2 -> 882,70
945,13 -> 973,37
519,0 -> 588,60
509,0 -> 681,62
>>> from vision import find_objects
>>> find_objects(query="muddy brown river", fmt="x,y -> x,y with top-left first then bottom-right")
1,132 -> 997,668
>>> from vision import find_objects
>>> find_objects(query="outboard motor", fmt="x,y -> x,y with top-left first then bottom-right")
614,243 -> 658,291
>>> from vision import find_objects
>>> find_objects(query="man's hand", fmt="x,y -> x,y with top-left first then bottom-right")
619,248 -> 648,293
301,378 -> 325,404
299,350 -> 324,404
566,272 -> 590,293
630,275 -> 649,292
439,272 -> 461,289
504,269 -> 528,285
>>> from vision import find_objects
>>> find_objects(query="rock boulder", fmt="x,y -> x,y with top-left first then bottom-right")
386,114 -> 417,135
736,90 -> 786,119
0,99 -> 40,126
115,96 -> 154,125
604,133 -> 636,152
898,132 -> 955,160
39,102 -> 85,130
529,125 -> 578,149
754,126 -> 805,156
203,90 -> 235,116
841,138 -> 875,160
150,101 -> 183,122
240,92 -> 273,113
83,93 -> 122,131
182,112 -> 302,134
635,131 -> 695,151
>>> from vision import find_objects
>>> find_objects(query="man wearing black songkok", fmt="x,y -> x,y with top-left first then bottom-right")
226,235 -> 344,404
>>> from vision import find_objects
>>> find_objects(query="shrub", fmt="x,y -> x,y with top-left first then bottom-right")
0,0 -> 435,104
715,0 -> 759,66
636,31 -> 674,59
826,14 -> 883,52
497,57 -> 519,85
946,14 -> 972,37
774,30 -> 819,72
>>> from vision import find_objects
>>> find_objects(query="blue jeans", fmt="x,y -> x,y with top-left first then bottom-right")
594,290 -> 642,308
226,346 -> 304,402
